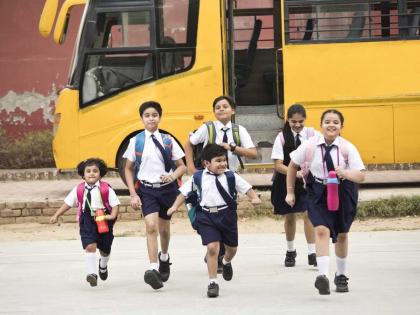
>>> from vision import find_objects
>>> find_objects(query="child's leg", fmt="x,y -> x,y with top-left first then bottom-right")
303,211 -> 316,266
284,213 -> 296,250
206,241 -> 220,280
223,244 -> 237,263
99,250 -> 110,269
144,212 -> 159,268
85,243 -> 97,274
158,217 -> 170,256
314,225 -> 330,276
334,233 -> 348,275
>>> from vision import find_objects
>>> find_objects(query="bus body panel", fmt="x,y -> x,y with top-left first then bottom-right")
283,40 -> 420,164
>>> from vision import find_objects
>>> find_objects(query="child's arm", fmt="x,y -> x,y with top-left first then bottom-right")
184,139 -> 197,175
221,144 -> 257,159
160,159 -> 187,183
124,159 -> 142,209
274,159 -> 288,175
245,188 -> 261,204
50,203 -> 72,224
335,167 -> 365,183
285,161 -> 299,207
167,193 -> 187,216
105,206 -> 119,221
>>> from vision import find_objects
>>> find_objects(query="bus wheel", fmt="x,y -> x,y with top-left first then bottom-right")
116,140 -> 129,186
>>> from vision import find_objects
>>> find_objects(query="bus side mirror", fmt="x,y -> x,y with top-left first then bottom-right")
53,0 -> 86,44
39,0 -> 59,38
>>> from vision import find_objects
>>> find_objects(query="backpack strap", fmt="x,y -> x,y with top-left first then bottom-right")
225,171 -> 237,200
231,123 -> 241,146
205,122 -> 217,144
301,134 -> 319,179
192,170 -> 204,202
99,180 -> 111,211
306,127 -> 315,138
134,131 -> 146,176
161,133 -> 177,171
338,137 -> 350,166
76,182 -> 85,223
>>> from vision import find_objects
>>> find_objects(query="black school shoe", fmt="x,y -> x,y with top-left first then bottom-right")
334,274 -> 349,292
314,275 -> 330,295
98,259 -> 108,281
144,269 -> 163,290
222,262 -> 233,281
308,253 -> 317,267
86,274 -> 98,287
285,250 -> 297,267
207,282 -> 219,298
158,252 -> 172,282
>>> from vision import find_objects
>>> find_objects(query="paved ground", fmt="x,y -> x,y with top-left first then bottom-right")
1,170 -> 420,202
0,230 -> 419,314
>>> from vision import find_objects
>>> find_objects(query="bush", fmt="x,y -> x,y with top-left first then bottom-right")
357,196 -> 420,218
0,129 -> 55,168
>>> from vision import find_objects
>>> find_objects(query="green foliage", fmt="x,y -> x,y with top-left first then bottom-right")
357,196 -> 420,218
0,129 -> 55,169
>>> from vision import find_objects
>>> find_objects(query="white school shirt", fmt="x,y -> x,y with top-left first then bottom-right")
289,135 -> 365,180
189,120 -> 255,172
123,129 -> 185,182
64,181 -> 120,211
179,169 -> 252,207
271,127 -> 320,160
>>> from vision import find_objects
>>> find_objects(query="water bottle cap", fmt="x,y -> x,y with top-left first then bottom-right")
328,170 -> 337,178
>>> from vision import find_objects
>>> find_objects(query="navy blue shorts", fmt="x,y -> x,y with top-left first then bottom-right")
306,174 -> 359,243
137,182 -> 179,220
79,210 -> 114,254
195,207 -> 238,247
271,172 -> 307,215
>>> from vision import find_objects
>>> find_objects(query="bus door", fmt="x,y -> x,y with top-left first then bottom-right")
227,0 -> 283,108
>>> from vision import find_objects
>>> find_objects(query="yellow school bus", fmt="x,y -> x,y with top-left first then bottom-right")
39,0 -> 420,176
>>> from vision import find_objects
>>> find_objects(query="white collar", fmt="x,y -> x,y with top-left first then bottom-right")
214,120 -> 232,130
317,135 -> 340,146
145,129 -> 160,138
84,180 -> 100,189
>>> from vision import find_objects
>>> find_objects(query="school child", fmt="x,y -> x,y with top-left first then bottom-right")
271,104 -> 317,267
167,144 -> 261,298
184,95 -> 257,268
285,109 -> 365,295
123,101 -> 186,290
50,158 -> 120,287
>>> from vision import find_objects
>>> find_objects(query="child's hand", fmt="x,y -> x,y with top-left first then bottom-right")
285,193 -> 295,207
187,165 -> 198,175
50,215 -> 58,224
296,170 -> 303,179
167,206 -> 178,216
160,174 -> 175,183
218,143 -> 230,151
335,166 -> 348,180
105,214 -> 116,221
130,194 -> 142,210
251,197 -> 262,205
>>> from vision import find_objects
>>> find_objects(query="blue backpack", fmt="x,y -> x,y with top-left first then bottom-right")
186,170 -> 237,227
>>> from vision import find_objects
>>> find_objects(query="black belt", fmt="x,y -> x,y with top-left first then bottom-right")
201,205 -> 228,213
313,176 -> 327,185
140,180 -> 172,188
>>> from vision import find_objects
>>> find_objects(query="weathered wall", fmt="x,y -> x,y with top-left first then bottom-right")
0,0 -> 83,140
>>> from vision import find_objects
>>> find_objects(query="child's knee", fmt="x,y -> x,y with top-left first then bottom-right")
315,226 -> 329,238
207,242 -> 220,256
85,243 -> 97,252
336,233 -> 348,244
145,223 -> 158,236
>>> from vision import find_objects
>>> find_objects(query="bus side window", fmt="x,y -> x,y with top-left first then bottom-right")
347,12 -> 366,39
408,7 -> 420,37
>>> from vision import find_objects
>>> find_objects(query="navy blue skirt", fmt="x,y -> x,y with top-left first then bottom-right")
306,173 -> 359,243
271,172 -> 307,215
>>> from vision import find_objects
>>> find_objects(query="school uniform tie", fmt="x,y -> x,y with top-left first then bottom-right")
84,186 -> 93,215
221,127 -> 230,169
295,133 -> 301,148
151,134 -> 172,172
323,144 -> 335,172
209,172 -> 235,209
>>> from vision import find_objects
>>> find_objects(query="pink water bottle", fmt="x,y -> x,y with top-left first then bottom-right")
327,171 -> 339,211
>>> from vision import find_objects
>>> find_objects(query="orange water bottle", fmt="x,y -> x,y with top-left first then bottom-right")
95,209 -> 109,234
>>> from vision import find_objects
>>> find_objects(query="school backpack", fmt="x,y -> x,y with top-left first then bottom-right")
300,134 -> 350,181
76,180 -> 112,223
193,121 -> 243,169
185,170 -> 237,227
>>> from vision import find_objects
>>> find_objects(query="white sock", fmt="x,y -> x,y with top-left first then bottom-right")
160,252 -> 169,262
149,263 -> 159,271
286,240 -> 295,252
308,243 -> 316,254
222,257 -> 231,265
85,252 -> 96,275
336,256 -> 347,276
317,256 -> 330,277
99,254 -> 110,270
209,278 -> 218,284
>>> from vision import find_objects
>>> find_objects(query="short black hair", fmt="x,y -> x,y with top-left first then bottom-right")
139,101 -> 162,117
201,144 -> 227,162
77,158 -> 108,178
212,95 -> 236,110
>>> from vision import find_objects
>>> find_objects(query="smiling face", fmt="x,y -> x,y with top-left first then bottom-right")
288,113 -> 306,134
84,164 -> 101,185
204,154 -> 227,175
141,107 -> 161,132
213,99 -> 235,124
321,112 -> 343,144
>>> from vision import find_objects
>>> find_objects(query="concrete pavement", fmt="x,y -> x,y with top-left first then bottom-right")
0,231 -> 419,314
